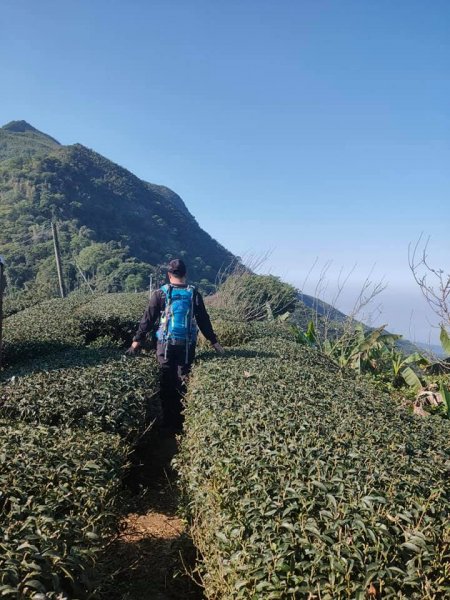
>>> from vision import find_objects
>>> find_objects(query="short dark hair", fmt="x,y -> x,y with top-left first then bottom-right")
167,258 -> 187,277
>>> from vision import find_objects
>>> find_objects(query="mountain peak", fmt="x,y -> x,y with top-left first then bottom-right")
1,120 -> 60,144
2,120 -> 39,133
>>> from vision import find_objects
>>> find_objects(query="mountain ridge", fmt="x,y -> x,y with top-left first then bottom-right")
0,121 -> 235,297
2,120 -> 61,144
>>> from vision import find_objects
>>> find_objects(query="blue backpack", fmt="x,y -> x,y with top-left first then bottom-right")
156,285 -> 198,349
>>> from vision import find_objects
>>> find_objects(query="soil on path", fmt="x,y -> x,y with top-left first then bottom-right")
103,430 -> 204,600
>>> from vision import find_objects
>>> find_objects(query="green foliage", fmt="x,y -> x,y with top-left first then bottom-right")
292,320 -> 317,346
440,326 -> 450,356
74,292 -> 149,346
197,319 -> 254,349
0,122 -> 235,297
2,292 -> 148,366
213,273 -> 297,322
0,121 -> 60,161
75,242 -> 153,293
439,383 -> 450,418
293,320 -> 432,393
0,291 -> 162,597
0,355 -> 159,441
323,323 -> 400,373
178,336 -> 450,599
400,365 -> 422,390
0,420 -> 126,598
2,296 -> 87,364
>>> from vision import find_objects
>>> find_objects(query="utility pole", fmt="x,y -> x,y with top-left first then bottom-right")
149,274 -> 153,299
51,222 -> 66,298
0,256 -> 5,369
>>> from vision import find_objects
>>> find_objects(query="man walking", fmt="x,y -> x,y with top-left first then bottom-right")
127,259 -> 224,431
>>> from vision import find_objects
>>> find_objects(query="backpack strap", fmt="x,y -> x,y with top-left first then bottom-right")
185,285 -> 195,364
160,284 -> 173,343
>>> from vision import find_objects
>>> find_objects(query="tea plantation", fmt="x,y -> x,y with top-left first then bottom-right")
0,293 -> 158,598
2,292 -> 450,599
178,333 -> 450,599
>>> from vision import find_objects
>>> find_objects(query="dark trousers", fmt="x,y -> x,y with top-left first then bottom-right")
156,341 -> 195,430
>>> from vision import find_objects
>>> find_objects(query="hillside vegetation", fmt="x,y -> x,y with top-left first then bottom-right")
178,329 -> 450,599
0,121 -> 60,161
1,287 -> 449,598
0,293 -> 159,598
0,120 -> 234,301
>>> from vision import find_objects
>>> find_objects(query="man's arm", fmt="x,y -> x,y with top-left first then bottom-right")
130,291 -> 163,348
194,291 -> 217,343
194,291 -> 224,353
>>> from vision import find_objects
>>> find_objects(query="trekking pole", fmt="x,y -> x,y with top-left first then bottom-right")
0,256 -> 5,369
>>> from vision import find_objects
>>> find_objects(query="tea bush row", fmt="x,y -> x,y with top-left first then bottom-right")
179,338 -> 450,599
0,294 -> 160,597
3,292 -> 266,366
0,420 -> 126,598
2,293 -> 148,365
0,355 -> 159,442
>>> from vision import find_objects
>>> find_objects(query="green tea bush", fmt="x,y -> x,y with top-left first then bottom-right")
0,347 -> 119,382
2,296 -> 86,364
74,292 -> 148,345
2,292 -> 148,366
0,355 -> 159,441
0,420 -> 126,598
198,319 -> 254,349
179,338 -> 450,599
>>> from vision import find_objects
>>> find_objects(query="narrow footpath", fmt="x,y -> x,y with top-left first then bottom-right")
104,430 -> 204,600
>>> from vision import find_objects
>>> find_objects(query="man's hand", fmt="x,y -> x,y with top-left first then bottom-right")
125,341 -> 141,357
213,342 -> 225,355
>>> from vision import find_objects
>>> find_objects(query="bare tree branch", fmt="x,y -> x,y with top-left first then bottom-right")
408,234 -> 450,328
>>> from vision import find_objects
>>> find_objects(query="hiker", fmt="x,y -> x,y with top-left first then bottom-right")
126,259 -> 224,431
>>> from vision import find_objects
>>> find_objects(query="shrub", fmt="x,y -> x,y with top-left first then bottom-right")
0,355 -> 159,442
210,272 -> 297,322
0,420 -> 126,598
2,296 -> 86,364
74,292 -> 148,345
2,292 -> 149,366
197,319 -> 254,349
178,338 -> 450,599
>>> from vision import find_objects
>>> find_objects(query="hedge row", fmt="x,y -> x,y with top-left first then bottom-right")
0,294 -> 160,598
178,338 -> 450,599
0,421 -> 126,598
0,354 -> 159,442
3,292 -> 272,366
2,293 -> 148,366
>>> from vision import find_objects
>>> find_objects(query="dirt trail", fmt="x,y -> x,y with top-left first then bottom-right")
104,430 -> 203,600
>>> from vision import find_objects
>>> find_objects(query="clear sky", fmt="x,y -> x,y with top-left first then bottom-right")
1,0 -> 448,343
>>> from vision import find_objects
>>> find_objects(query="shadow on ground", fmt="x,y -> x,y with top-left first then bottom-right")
99,428 -> 204,600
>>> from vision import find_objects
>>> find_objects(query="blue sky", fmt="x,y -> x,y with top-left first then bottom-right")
1,0 -> 448,343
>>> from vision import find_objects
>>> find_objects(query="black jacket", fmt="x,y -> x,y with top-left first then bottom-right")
133,285 -> 217,345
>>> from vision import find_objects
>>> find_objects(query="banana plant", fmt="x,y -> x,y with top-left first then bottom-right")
388,349 -> 430,389
440,326 -> 450,355
324,324 -> 401,374
292,320 -> 317,346
439,383 -> 450,418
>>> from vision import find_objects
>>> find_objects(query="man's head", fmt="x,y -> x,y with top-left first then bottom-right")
167,258 -> 187,284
